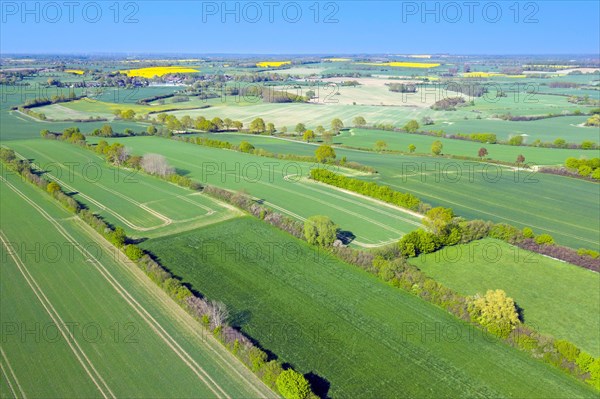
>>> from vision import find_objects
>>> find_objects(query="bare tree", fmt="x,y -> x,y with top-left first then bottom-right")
141,153 -> 174,177
207,300 -> 229,329
118,146 -> 131,165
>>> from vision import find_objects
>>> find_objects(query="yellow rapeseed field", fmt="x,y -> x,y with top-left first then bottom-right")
256,61 -> 291,67
357,62 -> 440,68
64,69 -> 84,75
120,66 -> 199,78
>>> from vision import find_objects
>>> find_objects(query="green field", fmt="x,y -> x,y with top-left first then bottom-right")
416,239 -> 600,356
337,128 -> 599,165
0,171 -> 274,398
438,115 -> 598,142
84,136 -> 423,247
130,133 -> 599,250
141,217 -> 597,398
194,129 -> 599,166
6,139 -> 240,239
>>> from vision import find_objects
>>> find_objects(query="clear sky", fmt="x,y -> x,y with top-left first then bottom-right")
1,1 -> 599,55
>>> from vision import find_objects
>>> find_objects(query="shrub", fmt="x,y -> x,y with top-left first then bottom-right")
125,244 -> 144,261
534,234 -> 554,245
489,223 -> 523,243
239,141 -> 255,153
522,227 -> 534,238
46,181 -> 61,194
261,360 -> 283,389
276,369 -> 311,399
576,352 -> 595,372
247,346 -> 268,372
554,340 -> 580,363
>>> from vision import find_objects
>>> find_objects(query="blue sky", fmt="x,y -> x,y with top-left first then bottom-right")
1,1 -> 599,54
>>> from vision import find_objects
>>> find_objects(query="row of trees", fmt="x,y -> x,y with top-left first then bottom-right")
310,168 -> 421,210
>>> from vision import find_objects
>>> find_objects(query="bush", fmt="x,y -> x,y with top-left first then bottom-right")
522,227 -> 534,238
554,340 -> 580,363
489,223 -> 523,243
125,244 -> 144,261
46,181 -> 61,194
534,234 -> 554,245
276,369 -> 311,399
239,141 -> 255,153
261,360 -> 283,389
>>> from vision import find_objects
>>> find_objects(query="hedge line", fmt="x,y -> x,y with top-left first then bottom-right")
310,168 -> 421,211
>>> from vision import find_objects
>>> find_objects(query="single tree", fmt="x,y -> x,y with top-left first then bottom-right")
315,145 -> 336,163
408,144 -> 416,153
304,215 -> 338,247
249,118 -> 265,134
423,207 -> 454,236
266,122 -> 276,135
353,116 -> 366,127
303,130 -> 315,142
101,124 -> 114,137
404,119 -> 420,133
322,130 -> 334,144
295,123 -> 306,135
315,125 -> 325,136
478,147 -> 488,159
516,154 -> 525,165
431,140 -> 443,155
375,140 -> 387,152
232,121 -> 243,131
147,125 -> 157,135
276,369 -> 311,399
331,118 -> 344,133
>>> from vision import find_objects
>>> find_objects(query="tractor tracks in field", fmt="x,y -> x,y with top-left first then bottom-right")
0,347 -> 27,399
0,176 -> 231,399
0,231 -> 116,399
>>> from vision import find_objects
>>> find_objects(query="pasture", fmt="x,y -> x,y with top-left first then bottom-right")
7,139 -> 240,239
142,217 -> 598,399
0,172 -> 273,398
416,239 -> 600,356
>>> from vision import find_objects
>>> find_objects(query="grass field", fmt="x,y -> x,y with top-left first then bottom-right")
161,133 -> 599,250
415,239 -> 600,356
86,136 -> 423,247
142,217 -> 597,398
7,139 -> 240,239
0,172 -> 274,398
